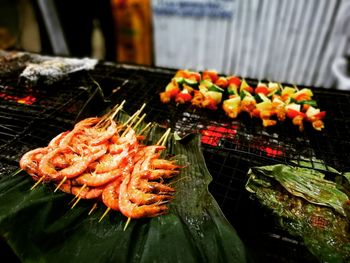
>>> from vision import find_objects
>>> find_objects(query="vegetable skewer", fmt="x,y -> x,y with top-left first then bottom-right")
160,70 -> 326,131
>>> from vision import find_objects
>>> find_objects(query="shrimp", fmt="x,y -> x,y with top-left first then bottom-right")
58,118 -> 99,148
137,181 -> 175,194
75,117 -> 100,128
38,148 -> 65,181
148,169 -> 180,180
51,153 -> 70,168
132,157 -> 177,192
132,145 -> 165,163
94,150 -> 129,174
48,131 -> 69,148
19,147 -> 48,177
108,143 -> 124,155
118,174 -> 169,218
128,170 -> 173,205
101,178 -> 123,211
90,119 -> 118,146
128,189 -> 173,205
59,129 -> 81,148
75,169 -> 124,187
88,142 -> 109,161
127,154 -> 174,205
151,159 -> 180,170
59,154 -> 93,179
108,129 -> 137,154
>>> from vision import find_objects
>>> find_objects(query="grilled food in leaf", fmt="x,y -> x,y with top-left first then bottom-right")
246,164 -> 350,263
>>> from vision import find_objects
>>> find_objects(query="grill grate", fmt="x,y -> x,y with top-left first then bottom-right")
1,60 -> 349,262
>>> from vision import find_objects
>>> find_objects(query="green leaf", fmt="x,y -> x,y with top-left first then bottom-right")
248,164 -> 348,216
246,164 -> 350,262
0,122 -> 247,262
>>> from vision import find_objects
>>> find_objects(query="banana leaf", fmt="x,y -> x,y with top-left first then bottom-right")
246,164 -> 350,263
336,172 -> 350,198
0,122 -> 247,262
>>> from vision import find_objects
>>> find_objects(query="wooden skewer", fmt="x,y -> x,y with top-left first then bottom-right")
156,128 -> 171,146
53,176 -> 67,192
69,183 -> 87,208
88,202 -> 98,215
109,100 -> 126,120
123,217 -> 131,231
122,110 -> 140,128
121,114 -> 140,137
98,207 -> 111,222
100,106 -> 125,130
30,176 -> 45,190
71,196 -> 81,209
11,169 -> 23,177
138,122 -> 152,135
132,113 -> 146,131
120,104 -> 146,136
97,100 -> 126,128
122,113 -> 147,137
122,103 -> 146,127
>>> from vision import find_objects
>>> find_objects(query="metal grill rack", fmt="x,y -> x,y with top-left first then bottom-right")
0,57 -> 349,262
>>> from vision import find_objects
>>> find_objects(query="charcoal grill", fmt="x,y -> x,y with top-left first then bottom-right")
1,52 -> 349,262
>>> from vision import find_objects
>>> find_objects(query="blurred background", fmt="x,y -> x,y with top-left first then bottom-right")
0,0 -> 350,89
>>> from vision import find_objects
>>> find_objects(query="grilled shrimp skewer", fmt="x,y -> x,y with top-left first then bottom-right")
19,101 -> 182,224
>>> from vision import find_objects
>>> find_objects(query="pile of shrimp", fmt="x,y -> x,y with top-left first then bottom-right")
19,106 -> 181,219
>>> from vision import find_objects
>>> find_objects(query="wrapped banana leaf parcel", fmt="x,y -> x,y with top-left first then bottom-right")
246,164 -> 350,262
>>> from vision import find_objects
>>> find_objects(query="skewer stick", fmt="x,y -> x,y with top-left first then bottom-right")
11,169 -> 22,177
120,106 -> 146,137
54,176 -> 67,192
71,196 -> 81,209
98,104 -> 119,124
137,103 -> 146,115
88,202 -> 98,215
70,183 -> 87,203
98,207 -> 111,222
30,176 -> 45,190
138,122 -> 152,136
109,100 -> 126,120
98,100 -> 126,127
132,113 -> 146,131
160,128 -> 171,147
122,113 -> 147,137
121,110 -> 140,128
123,217 -> 131,231
156,128 -> 171,146
122,103 -> 146,127
121,113 -> 141,137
